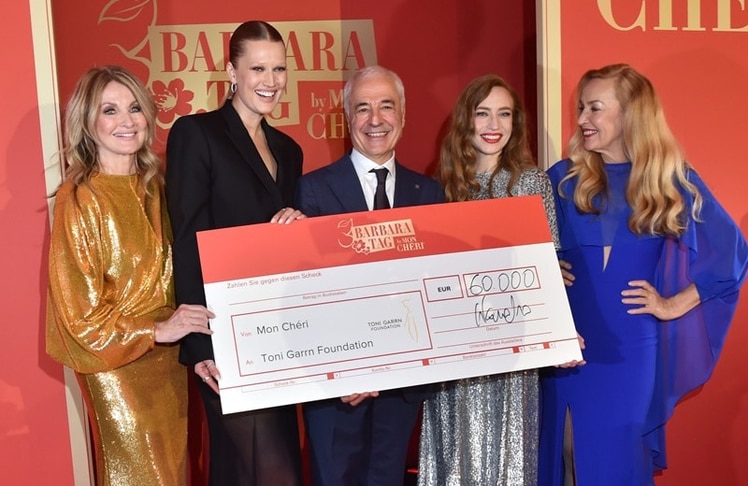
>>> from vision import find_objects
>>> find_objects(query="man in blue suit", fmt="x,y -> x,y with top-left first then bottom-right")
295,65 -> 445,486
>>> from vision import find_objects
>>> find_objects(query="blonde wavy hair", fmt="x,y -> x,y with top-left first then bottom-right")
561,64 -> 701,236
438,74 -> 535,202
61,65 -> 161,195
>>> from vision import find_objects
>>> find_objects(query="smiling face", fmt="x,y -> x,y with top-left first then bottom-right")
471,86 -> 514,172
94,81 -> 146,173
227,39 -> 287,121
346,72 -> 405,165
577,77 -> 626,163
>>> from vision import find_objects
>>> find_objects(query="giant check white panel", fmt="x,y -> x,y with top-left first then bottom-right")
198,197 -> 581,413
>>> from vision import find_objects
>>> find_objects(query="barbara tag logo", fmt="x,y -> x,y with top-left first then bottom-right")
337,218 -> 425,255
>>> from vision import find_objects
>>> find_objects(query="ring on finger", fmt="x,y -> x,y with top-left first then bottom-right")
203,375 -> 211,382
207,362 -> 215,368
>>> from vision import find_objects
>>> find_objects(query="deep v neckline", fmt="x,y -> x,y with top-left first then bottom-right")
600,162 -> 631,272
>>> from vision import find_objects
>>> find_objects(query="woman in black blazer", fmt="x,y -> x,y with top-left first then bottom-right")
166,20 -> 304,486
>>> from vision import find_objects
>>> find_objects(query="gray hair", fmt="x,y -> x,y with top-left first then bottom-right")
343,65 -> 406,117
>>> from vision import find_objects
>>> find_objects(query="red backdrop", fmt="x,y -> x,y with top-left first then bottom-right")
7,1 -> 536,484
0,2 -> 76,485
4,0 -> 745,484
50,0 -> 537,175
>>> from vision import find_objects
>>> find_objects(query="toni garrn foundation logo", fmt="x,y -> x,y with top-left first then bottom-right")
98,0 -> 377,140
337,218 -> 426,255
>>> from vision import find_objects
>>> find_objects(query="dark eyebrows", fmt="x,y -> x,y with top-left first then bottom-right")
475,104 -> 513,111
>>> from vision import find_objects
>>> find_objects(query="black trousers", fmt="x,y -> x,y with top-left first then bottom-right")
196,376 -> 303,486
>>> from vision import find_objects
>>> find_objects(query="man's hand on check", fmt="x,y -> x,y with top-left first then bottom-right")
341,391 -> 380,407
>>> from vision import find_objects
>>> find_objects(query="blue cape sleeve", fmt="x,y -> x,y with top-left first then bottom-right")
645,169 -> 748,471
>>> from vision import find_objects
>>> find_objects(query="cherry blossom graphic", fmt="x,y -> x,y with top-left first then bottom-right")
151,79 -> 195,124
352,239 -> 370,255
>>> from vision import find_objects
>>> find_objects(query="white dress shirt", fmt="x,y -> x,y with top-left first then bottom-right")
350,149 -> 396,211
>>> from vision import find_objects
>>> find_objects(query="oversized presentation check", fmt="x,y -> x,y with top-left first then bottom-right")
197,196 -> 581,413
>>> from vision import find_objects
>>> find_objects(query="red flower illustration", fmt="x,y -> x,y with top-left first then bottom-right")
151,79 -> 194,125
352,239 -> 370,255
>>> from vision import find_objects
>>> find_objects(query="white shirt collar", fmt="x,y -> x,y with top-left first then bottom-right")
350,149 -> 395,176
350,149 -> 396,210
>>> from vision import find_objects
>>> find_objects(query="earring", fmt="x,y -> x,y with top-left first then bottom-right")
230,83 -> 237,94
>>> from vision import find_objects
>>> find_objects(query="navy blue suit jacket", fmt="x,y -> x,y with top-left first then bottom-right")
295,154 -> 444,403
295,154 -> 444,218
294,154 -> 444,486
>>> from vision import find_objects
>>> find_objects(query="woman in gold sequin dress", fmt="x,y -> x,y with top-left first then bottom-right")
417,75 -> 563,486
46,66 -> 214,486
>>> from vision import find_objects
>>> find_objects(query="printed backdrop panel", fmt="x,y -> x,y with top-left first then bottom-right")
51,0 -> 536,172
45,1 -> 537,484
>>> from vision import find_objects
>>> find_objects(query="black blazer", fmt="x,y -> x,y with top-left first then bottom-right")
166,101 -> 302,365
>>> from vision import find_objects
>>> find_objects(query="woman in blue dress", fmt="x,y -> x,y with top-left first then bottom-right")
539,64 -> 748,485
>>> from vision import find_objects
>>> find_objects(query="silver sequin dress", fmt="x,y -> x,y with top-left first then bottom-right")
418,167 -> 559,486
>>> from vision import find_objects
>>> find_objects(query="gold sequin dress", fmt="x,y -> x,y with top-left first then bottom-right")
46,173 -> 187,486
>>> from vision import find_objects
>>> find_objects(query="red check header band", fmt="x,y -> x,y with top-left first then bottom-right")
197,196 -> 551,284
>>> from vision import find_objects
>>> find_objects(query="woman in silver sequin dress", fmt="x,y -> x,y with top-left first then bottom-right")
418,74 -> 559,486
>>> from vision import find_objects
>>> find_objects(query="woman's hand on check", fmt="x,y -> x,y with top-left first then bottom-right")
340,391 -> 379,407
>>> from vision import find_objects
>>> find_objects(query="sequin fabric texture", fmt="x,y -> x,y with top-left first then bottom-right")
418,168 -> 559,486
46,174 -> 187,486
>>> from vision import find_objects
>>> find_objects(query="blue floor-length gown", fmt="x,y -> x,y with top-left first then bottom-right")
540,160 -> 748,485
